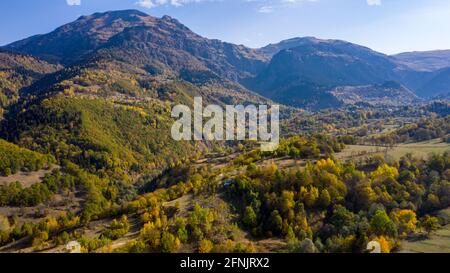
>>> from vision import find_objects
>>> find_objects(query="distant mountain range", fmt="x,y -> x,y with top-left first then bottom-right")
392,50 -> 450,72
245,37 -> 402,108
0,10 -> 278,178
5,10 -> 267,82
0,9 -> 449,201
2,9 -> 450,110
3,10 -> 270,106
247,37 -> 450,107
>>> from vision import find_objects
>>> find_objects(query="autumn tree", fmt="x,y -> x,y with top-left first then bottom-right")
421,215 -> 440,236
390,209 -> 417,237
161,231 -> 180,253
198,239 -> 214,253
370,210 -> 397,238
318,189 -> 331,208
243,206 -> 258,228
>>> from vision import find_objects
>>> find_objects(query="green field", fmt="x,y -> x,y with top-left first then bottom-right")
399,208 -> 450,253
337,139 -> 450,161
399,227 -> 450,253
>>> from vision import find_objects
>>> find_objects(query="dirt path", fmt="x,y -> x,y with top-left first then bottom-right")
0,165 -> 59,188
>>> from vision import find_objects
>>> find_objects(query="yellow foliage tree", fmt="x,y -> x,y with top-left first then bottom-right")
199,239 -> 214,253
390,209 -> 417,236
305,187 -> 319,208
371,164 -> 399,180
372,236 -> 392,253
316,158 -> 340,175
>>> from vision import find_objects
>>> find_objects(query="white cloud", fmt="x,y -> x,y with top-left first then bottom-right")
366,0 -> 381,6
136,0 -> 155,9
255,0 -> 317,13
258,5 -> 274,13
66,0 -> 81,6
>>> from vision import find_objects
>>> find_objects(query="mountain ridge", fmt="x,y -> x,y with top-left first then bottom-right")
5,10 -> 268,83
244,38 -> 403,109
3,9 -> 450,109
392,50 -> 450,72
0,49 -> 61,110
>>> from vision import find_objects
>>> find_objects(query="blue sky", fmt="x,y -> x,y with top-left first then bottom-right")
0,0 -> 450,54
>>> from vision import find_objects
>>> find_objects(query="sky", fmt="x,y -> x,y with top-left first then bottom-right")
0,0 -> 450,54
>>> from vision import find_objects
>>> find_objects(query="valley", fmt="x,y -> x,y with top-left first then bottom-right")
0,9 -> 449,254
338,140 -> 450,162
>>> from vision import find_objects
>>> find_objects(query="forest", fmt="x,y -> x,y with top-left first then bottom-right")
0,8 -> 449,255
1,132 -> 448,253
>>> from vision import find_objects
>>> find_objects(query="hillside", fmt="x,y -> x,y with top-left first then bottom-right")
259,37 -> 323,57
1,10 -> 271,187
6,12 -> 450,110
0,9 -> 449,254
417,67 -> 450,98
0,49 -> 60,110
330,81 -> 421,107
392,50 -> 450,72
245,38 -> 450,108
5,10 -> 268,82
245,38 -> 399,109
10,13 -> 448,110
0,138 -> 55,177
5,10 -> 161,66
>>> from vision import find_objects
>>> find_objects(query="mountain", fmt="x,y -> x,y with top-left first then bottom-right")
259,37 -> 321,57
5,10 -> 158,65
3,9 -> 449,112
330,81 -> 421,107
7,10 -> 273,108
1,10 -> 272,183
392,50 -> 450,72
245,37 -> 399,109
391,50 -> 450,97
0,49 -> 60,110
1,9 -> 450,254
417,67 -> 450,98
248,37 -> 450,107
90,16 -> 268,83
5,10 -> 268,82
